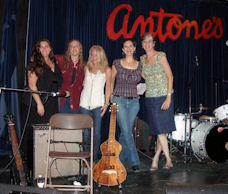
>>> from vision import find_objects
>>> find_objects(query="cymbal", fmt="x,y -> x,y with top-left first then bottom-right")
191,106 -> 212,110
199,115 -> 216,121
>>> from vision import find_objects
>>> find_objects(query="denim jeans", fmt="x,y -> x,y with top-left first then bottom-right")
79,106 -> 102,162
112,96 -> 140,167
60,98 -> 80,113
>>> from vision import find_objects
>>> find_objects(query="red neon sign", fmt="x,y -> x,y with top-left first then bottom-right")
106,4 -> 224,42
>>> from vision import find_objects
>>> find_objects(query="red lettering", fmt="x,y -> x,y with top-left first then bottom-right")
106,3 -> 224,42
201,19 -> 213,39
106,4 -> 132,40
166,16 -> 183,40
182,20 -> 200,39
211,17 -> 223,39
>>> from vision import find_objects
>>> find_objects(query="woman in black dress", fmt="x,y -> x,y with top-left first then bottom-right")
27,39 -> 62,121
22,39 -> 62,179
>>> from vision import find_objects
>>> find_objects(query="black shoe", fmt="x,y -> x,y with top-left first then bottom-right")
131,165 -> 140,172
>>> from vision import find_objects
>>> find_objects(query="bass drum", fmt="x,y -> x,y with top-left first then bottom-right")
191,122 -> 228,162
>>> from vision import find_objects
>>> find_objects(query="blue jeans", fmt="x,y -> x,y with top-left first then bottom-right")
112,96 -> 140,167
60,98 -> 80,113
79,106 -> 102,162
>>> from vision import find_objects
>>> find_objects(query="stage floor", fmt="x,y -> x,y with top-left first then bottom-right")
0,150 -> 228,194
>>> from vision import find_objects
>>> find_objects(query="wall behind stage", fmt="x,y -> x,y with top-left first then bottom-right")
26,0 -> 228,114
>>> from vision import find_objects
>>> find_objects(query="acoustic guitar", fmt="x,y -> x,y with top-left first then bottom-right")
4,113 -> 27,186
93,103 -> 127,186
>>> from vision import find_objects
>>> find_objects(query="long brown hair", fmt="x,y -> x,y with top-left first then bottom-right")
65,40 -> 84,69
27,39 -> 55,77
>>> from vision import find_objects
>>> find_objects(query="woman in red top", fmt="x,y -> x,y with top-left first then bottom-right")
55,40 -> 85,113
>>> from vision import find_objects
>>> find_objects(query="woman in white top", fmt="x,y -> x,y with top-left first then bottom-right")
80,45 -> 111,162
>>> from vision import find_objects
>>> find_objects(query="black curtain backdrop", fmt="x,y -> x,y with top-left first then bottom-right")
1,0 -> 228,149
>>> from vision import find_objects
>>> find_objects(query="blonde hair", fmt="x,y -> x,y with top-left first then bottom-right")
87,45 -> 108,73
65,40 -> 83,68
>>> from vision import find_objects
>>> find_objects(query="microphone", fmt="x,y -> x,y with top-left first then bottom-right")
195,56 -> 199,67
51,91 -> 70,97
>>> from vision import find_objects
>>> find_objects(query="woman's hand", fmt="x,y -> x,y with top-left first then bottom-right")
161,97 -> 171,111
37,103 -> 45,116
100,104 -> 109,117
110,94 -> 113,103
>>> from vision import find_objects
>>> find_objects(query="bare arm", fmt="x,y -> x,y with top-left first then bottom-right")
160,55 -> 174,111
110,65 -> 117,102
28,71 -> 45,116
100,67 -> 112,117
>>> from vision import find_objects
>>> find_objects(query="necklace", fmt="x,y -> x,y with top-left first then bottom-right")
71,56 -> 79,65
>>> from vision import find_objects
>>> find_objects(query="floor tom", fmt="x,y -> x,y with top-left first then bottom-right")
172,113 -> 199,142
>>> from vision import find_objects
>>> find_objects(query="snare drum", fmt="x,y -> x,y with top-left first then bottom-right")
214,104 -> 228,123
172,113 -> 199,142
191,122 -> 228,162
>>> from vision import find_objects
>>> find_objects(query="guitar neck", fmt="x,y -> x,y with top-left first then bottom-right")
108,107 -> 117,141
7,119 -> 27,186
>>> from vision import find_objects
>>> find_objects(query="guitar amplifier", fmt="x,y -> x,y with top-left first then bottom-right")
133,118 -> 151,150
33,124 -> 83,179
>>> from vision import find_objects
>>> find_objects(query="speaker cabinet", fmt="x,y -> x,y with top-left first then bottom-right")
133,118 -> 151,150
33,124 -> 82,179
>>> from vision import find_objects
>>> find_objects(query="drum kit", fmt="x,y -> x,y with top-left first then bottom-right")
171,104 -> 228,163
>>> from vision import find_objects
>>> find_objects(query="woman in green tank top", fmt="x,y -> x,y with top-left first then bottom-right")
140,33 -> 176,171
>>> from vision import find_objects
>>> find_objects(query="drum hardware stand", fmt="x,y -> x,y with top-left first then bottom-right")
192,151 -> 203,163
183,108 -> 202,163
169,135 -> 183,158
168,133 -> 180,154
183,113 -> 193,163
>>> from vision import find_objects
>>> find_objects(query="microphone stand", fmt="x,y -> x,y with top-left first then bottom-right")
213,78 -> 228,107
184,57 -> 199,163
0,86 -> 53,96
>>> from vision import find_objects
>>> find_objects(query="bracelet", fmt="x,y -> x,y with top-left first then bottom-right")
167,90 -> 173,96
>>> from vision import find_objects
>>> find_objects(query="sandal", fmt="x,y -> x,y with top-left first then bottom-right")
149,166 -> 158,172
163,164 -> 173,170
